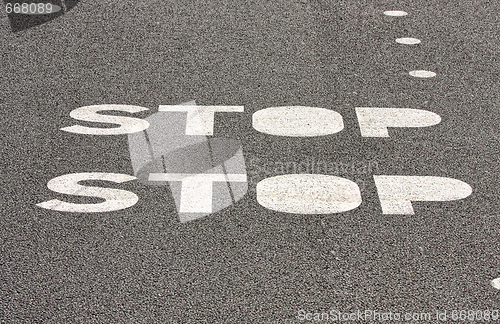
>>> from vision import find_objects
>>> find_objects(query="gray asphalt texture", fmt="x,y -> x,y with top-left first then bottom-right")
1,0 -> 500,322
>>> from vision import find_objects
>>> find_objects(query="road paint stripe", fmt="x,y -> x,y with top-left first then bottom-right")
492,278 -> 500,290
252,106 -> 344,137
256,174 -> 362,214
409,70 -> 436,78
158,105 -> 244,135
373,176 -> 473,214
396,37 -> 421,45
384,11 -> 408,16
355,107 -> 441,137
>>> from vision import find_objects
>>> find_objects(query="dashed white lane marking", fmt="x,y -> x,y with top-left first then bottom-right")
373,176 -> 473,214
396,37 -> 421,45
384,10 -> 408,16
252,106 -> 344,137
409,70 -> 437,78
492,278 -> 500,290
355,107 -> 441,137
256,174 -> 362,214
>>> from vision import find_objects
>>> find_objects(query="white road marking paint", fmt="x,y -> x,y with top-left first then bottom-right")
256,174 -> 362,214
384,10 -> 408,16
252,106 -> 344,137
491,278 -> 500,290
409,70 -> 437,78
36,173 -> 138,212
61,105 -> 150,135
373,176 -> 473,214
396,37 -> 421,45
148,173 -> 247,213
355,107 -> 441,137
129,101 -> 248,222
158,105 -> 244,135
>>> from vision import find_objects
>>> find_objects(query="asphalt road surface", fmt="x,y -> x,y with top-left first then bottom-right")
1,0 -> 500,322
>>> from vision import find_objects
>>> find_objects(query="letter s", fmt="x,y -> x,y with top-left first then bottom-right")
36,173 -> 138,212
61,105 -> 150,135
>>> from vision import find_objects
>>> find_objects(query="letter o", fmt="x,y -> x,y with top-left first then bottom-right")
252,106 -> 344,137
256,174 -> 362,214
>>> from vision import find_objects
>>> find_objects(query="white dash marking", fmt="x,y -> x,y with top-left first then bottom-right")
384,11 -> 408,16
409,70 -> 437,78
491,278 -> 500,290
396,37 -> 421,45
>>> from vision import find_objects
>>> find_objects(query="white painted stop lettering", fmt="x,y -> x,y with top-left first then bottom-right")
158,105 -> 244,135
61,105 -> 150,135
252,106 -> 344,137
36,173 -> 139,212
256,174 -> 362,214
374,175 -> 473,214
355,107 -> 441,137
